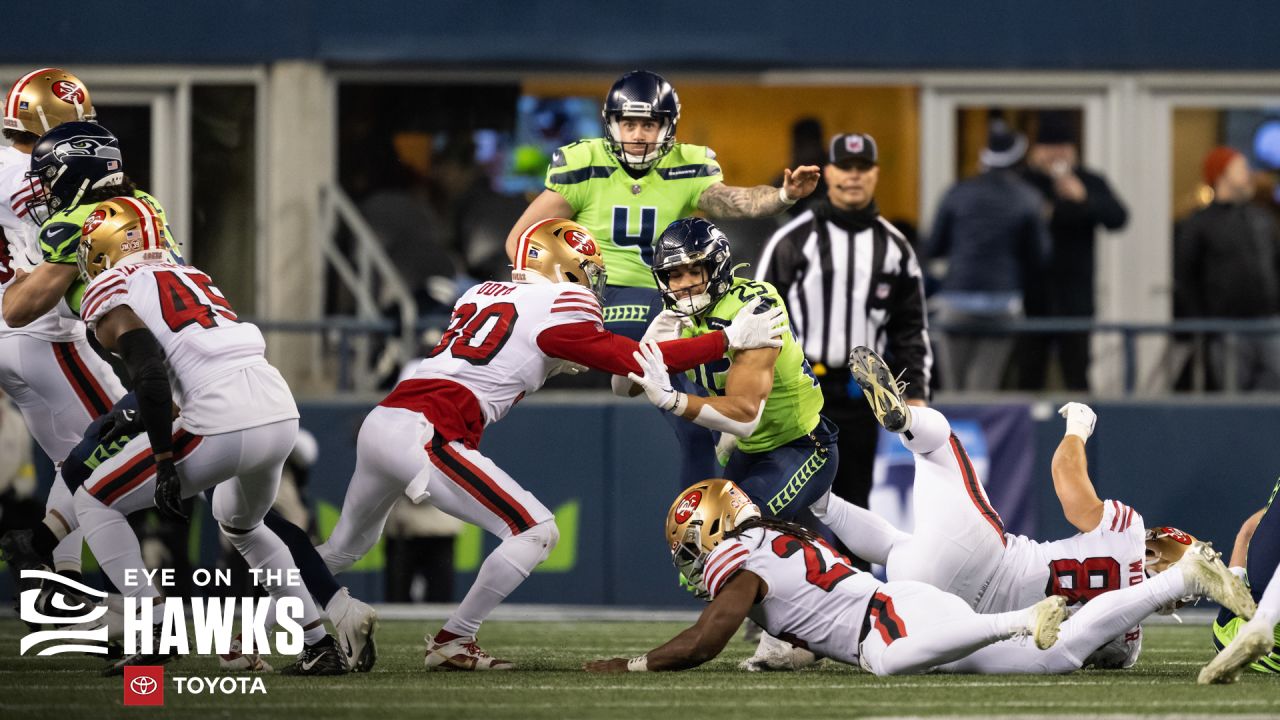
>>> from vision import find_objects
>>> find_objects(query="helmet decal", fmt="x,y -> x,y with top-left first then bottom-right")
51,81 -> 85,105
673,491 -> 703,524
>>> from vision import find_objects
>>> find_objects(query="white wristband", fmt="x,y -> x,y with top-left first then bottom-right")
778,186 -> 796,205
627,655 -> 649,672
670,392 -> 689,416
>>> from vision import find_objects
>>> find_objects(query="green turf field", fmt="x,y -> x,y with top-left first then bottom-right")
1,619 -> 1277,719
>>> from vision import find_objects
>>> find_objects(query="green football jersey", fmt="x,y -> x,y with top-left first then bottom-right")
545,138 -> 722,289
679,277 -> 823,454
1211,476 -> 1280,674
39,190 -> 179,315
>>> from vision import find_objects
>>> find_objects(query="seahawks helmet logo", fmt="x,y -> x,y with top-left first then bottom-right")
17,570 -> 109,656
51,135 -> 119,161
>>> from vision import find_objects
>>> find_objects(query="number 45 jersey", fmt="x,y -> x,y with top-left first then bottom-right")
81,263 -> 298,435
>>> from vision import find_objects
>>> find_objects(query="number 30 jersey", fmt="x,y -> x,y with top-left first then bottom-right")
705,525 -> 876,667
81,263 -> 298,435
401,280 -> 602,432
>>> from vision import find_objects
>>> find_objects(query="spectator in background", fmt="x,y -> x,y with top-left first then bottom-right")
1018,111 -> 1128,391
385,499 -> 461,603
1175,147 -> 1280,391
756,132 -> 931,562
927,118 -> 1048,391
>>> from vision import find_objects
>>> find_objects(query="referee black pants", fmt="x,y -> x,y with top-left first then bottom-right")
818,369 -> 881,569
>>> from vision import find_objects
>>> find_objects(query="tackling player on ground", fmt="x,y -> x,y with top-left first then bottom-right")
506,71 -> 820,486
316,219 -> 787,670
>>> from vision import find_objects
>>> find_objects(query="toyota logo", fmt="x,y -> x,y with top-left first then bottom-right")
130,676 -> 158,695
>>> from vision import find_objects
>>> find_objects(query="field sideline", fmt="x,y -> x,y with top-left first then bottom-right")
2,619 -> 1277,719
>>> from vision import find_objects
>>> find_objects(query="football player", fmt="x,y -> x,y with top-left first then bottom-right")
0,69 -> 126,597
505,70 -> 821,486
585,479 -> 1070,675
63,198 -> 344,675
1199,478 -> 1280,683
316,218 -> 789,670
811,346 -> 1254,672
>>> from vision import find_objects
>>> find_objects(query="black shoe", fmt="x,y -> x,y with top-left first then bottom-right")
1,529 -> 51,577
103,625 -> 177,677
848,346 -> 911,433
281,635 -> 349,676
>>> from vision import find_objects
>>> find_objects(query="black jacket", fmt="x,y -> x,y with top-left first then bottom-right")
927,170 -> 1048,294
1174,201 -> 1280,318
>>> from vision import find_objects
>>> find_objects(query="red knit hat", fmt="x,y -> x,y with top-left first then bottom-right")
1202,146 -> 1242,187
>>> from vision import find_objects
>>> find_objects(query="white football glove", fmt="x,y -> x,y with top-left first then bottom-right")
723,297 -> 787,351
1058,402 -> 1097,441
627,340 -> 686,413
642,309 -> 686,343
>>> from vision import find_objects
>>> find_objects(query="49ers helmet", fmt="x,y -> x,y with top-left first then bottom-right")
1144,526 -> 1198,575
602,70 -> 680,173
3,68 -> 95,135
511,218 -> 607,302
77,197 -> 171,282
666,479 -> 760,595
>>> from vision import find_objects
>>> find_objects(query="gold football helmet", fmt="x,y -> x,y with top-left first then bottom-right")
666,479 -> 761,592
3,68 -> 95,135
1144,526 -> 1198,575
511,218 -> 606,301
77,197 -> 170,282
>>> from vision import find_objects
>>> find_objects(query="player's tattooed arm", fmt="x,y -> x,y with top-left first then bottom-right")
697,166 -> 821,218
584,571 -> 762,672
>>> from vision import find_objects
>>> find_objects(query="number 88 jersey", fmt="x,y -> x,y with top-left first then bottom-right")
81,262 -> 297,434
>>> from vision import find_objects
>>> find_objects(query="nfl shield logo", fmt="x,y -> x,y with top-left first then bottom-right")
875,282 -> 891,299
845,136 -> 864,153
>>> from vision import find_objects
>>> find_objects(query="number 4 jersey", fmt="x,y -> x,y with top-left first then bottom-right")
81,263 -> 298,435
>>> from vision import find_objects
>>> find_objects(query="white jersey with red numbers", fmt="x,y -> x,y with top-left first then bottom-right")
407,279 -> 601,427
705,526 -> 879,667
980,499 -> 1147,666
81,262 -> 298,435
0,145 -> 80,340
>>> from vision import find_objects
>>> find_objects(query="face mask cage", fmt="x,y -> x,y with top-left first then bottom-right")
671,521 -> 708,586
605,111 -> 674,172
655,260 -> 713,317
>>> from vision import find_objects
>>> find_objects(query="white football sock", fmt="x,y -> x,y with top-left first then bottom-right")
810,490 -> 908,565
443,521 -> 558,637
74,489 -> 159,600
220,523 -> 322,632
46,476 -> 84,573
899,407 -> 951,454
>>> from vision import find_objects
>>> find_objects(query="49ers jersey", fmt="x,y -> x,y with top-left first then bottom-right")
705,526 -> 877,667
0,145 -> 80,340
80,262 -> 298,435
407,280 -> 602,427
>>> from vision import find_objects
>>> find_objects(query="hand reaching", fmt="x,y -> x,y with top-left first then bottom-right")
723,297 -> 786,350
627,340 -> 682,412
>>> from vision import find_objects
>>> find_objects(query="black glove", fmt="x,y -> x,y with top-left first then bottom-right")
153,458 -> 188,523
97,406 -> 143,448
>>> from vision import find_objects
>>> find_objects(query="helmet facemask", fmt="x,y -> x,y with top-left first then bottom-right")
655,260 -> 714,317
604,107 -> 676,173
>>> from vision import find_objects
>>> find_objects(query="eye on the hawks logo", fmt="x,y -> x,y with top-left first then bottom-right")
845,135 -> 864,153
82,208 -> 107,235
562,229 -> 598,257
52,80 -> 86,105
674,491 -> 702,523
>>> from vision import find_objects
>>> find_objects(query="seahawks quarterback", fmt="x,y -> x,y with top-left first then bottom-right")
505,71 -> 820,486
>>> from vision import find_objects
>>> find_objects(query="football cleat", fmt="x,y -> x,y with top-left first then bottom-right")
1017,595 -> 1068,650
103,624 -> 177,677
1199,618 -> 1276,685
424,635 -> 513,671
848,346 -> 911,433
0,529 -> 51,577
740,633 -> 820,672
1175,540 -> 1257,620
328,587 -> 379,672
219,633 -> 273,672
281,635 -> 349,676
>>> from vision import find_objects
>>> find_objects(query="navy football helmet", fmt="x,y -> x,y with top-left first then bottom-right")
602,70 -> 680,173
653,218 -> 733,317
25,121 -> 124,225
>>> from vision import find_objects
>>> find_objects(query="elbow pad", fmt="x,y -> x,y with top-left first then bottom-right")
691,400 -> 765,439
116,328 -> 174,456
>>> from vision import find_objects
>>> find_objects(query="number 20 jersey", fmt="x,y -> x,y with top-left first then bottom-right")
81,263 -> 298,435
704,525 -> 877,667
407,280 -> 603,428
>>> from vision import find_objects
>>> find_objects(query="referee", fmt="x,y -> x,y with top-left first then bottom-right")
755,133 -> 932,556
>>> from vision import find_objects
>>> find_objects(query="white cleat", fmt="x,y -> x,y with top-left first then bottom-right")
328,587 -> 378,672
740,633 -> 820,672
1198,619 -> 1275,685
424,635 -> 513,671
219,634 -> 273,672
1023,595 -> 1068,650
1176,540 -> 1257,620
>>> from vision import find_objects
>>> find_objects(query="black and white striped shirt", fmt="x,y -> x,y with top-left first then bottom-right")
755,202 -> 932,400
